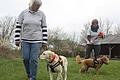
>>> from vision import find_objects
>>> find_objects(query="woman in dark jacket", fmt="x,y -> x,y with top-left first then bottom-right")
85,19 -> 104,64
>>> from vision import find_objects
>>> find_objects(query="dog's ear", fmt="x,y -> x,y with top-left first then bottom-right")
49,52 -> 54,61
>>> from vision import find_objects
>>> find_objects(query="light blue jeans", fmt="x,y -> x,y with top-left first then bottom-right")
21,41 -> 42,80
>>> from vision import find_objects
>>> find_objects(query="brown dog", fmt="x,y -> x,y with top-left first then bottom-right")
76,55 -> 109,74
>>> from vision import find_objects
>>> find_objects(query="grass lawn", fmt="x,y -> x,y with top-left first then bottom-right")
0,57 -> 120,80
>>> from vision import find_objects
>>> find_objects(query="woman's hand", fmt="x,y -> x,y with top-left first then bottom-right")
15,41 -> 20,47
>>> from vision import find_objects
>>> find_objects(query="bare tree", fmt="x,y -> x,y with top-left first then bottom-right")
48,27 -> 81,56
48,27 -> 68,53
114,24 -> 120,34
0,16 -> 16,47
98,18 -> 112,35
79,23 -> 90,45
104,19 -> 112,35
67,32 -> 79,56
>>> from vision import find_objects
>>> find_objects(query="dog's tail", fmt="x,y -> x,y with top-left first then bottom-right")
76,55 -> 82,64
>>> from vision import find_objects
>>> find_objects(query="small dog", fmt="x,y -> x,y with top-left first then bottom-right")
76,55 -> 109,74
40,50 -> 68,80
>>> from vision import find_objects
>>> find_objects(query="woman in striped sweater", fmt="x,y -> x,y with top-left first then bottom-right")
14,0 -> 47,80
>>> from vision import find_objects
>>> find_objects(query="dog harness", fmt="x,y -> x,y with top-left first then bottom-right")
93,59 -> 104,68
93,59 -> 99,68
47,54 -> 63,73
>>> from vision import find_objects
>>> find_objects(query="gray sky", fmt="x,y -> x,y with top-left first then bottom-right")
0,0 -> 120,34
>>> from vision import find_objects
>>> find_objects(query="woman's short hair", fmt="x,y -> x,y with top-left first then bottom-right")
29,0 -> 42,7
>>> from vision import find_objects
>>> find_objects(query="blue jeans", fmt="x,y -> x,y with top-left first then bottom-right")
21,41 -> 42,80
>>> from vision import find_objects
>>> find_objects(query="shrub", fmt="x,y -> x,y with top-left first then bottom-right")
0,39 -> 20,58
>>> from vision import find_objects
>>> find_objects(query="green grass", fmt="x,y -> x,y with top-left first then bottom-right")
0,57 -> 120,80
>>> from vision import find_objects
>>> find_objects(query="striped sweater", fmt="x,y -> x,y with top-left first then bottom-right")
14,9 -> 48,43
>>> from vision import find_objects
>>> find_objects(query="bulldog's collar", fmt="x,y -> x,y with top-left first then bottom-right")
49,54 -> 56,63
